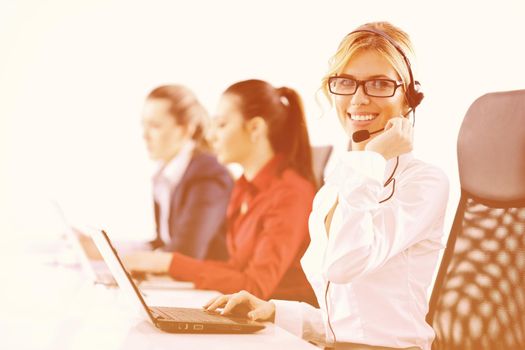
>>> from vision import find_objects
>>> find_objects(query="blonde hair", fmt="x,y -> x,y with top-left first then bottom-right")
321,21 -> 417,105
147,85 -> 211,151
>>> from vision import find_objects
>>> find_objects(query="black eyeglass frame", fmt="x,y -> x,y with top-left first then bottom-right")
328,75 -> 404,98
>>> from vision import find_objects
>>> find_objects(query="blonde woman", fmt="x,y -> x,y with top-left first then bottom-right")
205,22 -> 449,350
142,85 -> 232,259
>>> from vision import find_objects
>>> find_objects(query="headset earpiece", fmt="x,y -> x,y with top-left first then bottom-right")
349,27 -> 424,111
406,81 -> 424,109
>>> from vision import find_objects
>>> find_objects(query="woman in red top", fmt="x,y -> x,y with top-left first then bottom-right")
125,79 -> 317,304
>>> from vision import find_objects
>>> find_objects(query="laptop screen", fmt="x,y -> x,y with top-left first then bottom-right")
90,228 -> 156,323
52,201 -> 117,282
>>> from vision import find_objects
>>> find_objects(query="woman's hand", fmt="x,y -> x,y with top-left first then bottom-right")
122,251 -> 172,274
365,116 -> 413,160
203,290 -> 276,322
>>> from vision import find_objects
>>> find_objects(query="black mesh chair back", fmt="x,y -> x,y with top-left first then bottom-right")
427,89 -> 525,350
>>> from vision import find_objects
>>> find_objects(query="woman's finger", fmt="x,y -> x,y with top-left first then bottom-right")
221,293 -> 248,315
401,117 -> 412,135
204,294 -> 230,311
385,116 -> 403,131
202,295 -> 222,309
247,301 -> 275,321
247,306 -> 266,321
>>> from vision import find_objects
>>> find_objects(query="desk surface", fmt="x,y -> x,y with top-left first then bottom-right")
0,247 -> 319,350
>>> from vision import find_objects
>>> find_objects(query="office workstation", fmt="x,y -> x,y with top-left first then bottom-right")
0,243 -> 318,350
2,2 -> 525,350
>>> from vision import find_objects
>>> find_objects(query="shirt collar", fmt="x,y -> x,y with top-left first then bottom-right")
237,153 -> 286,194
153,140 -> 196,184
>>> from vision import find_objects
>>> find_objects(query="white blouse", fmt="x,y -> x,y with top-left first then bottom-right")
273,151 -> 449,350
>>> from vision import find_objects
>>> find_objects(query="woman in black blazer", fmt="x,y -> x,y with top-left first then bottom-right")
142,85 -> 232,260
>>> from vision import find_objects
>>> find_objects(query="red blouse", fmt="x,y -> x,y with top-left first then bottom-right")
168,155 -> 316,304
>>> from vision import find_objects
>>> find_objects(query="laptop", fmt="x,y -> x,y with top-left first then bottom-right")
53,201 -> 193,290
90,228 -> 266,333
52,201 -> 118,286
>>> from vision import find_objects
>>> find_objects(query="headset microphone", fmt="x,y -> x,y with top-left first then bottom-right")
352,128 -> 384,143
352,107 -> 414,143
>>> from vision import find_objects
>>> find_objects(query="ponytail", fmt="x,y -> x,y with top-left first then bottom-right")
224,80 -> 316,187
181,101 -> 211,152
276,87 -> 316,187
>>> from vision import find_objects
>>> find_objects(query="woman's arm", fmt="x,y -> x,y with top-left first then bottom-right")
322,151 -> 449,283
169,186 -> 314,299
272,299 -> 327,346
204,291 -> 327,346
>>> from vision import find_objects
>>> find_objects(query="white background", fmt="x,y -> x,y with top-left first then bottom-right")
1,0 -> 524,251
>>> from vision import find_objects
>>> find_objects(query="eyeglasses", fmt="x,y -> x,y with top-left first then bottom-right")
328,75 -> 404,97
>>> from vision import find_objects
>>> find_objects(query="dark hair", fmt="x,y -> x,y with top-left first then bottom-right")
224,79 -> 315,186
147,85 -> 210,151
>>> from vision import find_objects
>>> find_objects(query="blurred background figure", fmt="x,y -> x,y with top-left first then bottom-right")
125,79 -> 317,305
142,85 -> 233,260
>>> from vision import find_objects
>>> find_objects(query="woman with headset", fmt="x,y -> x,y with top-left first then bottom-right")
205,22 -> 449,350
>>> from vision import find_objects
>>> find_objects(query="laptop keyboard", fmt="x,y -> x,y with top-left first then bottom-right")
151,306 -> 249,324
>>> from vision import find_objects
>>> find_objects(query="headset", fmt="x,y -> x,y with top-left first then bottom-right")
325,27 -> 421,346
350,27 -> 424,110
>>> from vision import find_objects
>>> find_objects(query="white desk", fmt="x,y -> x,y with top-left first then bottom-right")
0,247 -> 319,350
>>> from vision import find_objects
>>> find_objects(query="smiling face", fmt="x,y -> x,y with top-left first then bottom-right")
334,49 -> 408,150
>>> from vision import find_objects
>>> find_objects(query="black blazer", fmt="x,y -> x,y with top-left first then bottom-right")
151,151 -> 233,260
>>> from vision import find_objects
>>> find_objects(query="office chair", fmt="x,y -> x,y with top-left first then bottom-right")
427,89 -> 525,350
311,145 -> 333,189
